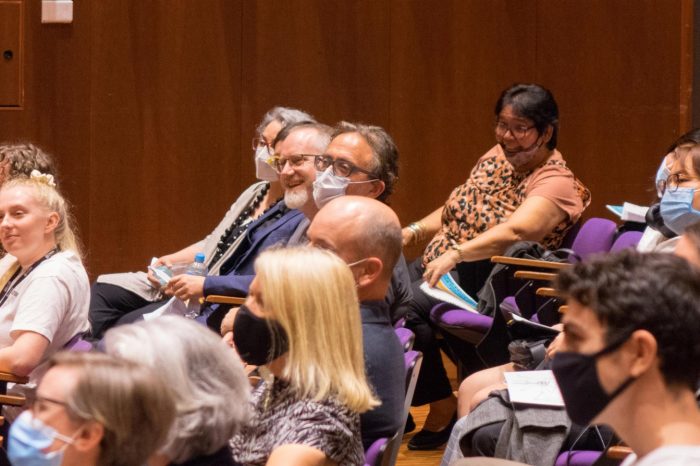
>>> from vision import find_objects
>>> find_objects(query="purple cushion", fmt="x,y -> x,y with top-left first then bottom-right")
555,451 -> 602,466
610,231 -> 643,252
432,308 -> 493,333
394,327 -> 414,352
363,437 -> 388,466
571,218 -> 617,261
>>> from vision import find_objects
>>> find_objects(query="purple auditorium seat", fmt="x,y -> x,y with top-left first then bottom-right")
609,230 -> 643,253
568,218 -> 617,262
430,302 -> 494,345
394,327 -> 415,352
363,437 -> 388,466
64,332 -> 94,352
555,450 -> 603,466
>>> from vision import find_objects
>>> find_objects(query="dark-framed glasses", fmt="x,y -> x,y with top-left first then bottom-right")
657,173 -> 698,194
270,154 -> 318,173
314,155 -> 378,179
494,120 -> 535,140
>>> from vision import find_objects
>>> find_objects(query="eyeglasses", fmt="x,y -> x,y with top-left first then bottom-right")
494,120 -> 535,140
270,154 -> 318,173
252,137 -> 272,152
31,395 -> 68,414
657,173 -> 700,194
314,155 -> 378,179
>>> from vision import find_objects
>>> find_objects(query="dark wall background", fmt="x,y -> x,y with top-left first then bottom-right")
0,0 -> 694,277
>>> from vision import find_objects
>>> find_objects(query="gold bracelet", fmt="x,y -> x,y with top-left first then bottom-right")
451,244 -> 465,262
408,222 -> 424,243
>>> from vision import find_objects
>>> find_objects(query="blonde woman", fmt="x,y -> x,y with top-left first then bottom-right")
230,246 -> 379,466
8,351 -> 175,466
0,173 -> 88,389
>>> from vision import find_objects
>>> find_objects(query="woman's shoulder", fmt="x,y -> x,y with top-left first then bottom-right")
31,250 -> 88,281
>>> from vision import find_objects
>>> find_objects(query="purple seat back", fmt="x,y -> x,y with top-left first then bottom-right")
430,302 -> 493,345
570,218 -> 617,261
63,333 -> 94,352
363,437 -> 388,466
610,230 -> 643,253
554,450 -> 603,466
394,327 -> 415,352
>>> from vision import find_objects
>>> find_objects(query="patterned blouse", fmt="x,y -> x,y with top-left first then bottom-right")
423,145 -> 590,265
230,377 -> 364,466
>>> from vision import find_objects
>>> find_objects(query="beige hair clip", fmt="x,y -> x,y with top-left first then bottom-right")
30,169 -> 56,188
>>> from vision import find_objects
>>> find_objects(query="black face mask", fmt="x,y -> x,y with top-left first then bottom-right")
551,335 -> 636,426
232,304 -> 289,366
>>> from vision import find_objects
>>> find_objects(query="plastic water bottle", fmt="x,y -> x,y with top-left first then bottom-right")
184,252 -> 208,319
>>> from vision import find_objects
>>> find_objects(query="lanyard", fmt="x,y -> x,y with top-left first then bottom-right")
0,248 -> 59,307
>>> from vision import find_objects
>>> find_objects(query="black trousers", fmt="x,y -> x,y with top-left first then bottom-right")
405,258 -> 494,407
89,283 -> 166,340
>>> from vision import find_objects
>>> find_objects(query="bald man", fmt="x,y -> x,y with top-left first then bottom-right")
307,196 -> 405,450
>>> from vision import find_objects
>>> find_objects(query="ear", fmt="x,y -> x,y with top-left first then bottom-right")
72,421 -> 104,453
45,212 -> 60,234
626,329 -> 658,377
367,180 -> 386,200
355,257 -> 383,288
541,125 -> 554,146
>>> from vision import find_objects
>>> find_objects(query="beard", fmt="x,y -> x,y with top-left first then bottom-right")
284,188 -> 309,209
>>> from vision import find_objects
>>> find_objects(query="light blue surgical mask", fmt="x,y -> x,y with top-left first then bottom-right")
8,410 -> 78,466
655,160 -> 672,197
660,186 -> 700,235
254,145 -> 278,182
312,168 -> 376,208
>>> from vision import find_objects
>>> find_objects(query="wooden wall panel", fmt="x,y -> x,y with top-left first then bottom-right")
87,1 -> 243,273
537,0 -> 690,218
0,1 -> 693,276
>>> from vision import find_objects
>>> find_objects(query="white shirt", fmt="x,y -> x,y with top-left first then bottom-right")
620,445 -> 700,466
0,250 -> 89,386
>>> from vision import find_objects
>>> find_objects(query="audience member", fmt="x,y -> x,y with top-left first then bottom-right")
306,195 -> 405,449
89,107 -> 314,338
0,143 -> 56,184
401,83 -> 591,449
229,246 -> 378,466
0,174 -> 88,400
101,121 -> 330,331
638,128 -> 700,252
552,251 -> 700,465
103,316 -> 250,466
8,351 -> 175,466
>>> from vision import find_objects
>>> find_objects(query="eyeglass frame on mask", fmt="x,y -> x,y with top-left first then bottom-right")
314,154 -> 379,179
251,137 -> 272,153
269,154 -> 319,174
494,120 -> 536,141
657,172 -> 700,195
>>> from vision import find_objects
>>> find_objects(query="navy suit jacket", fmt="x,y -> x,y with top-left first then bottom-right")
203,203 -> 305,297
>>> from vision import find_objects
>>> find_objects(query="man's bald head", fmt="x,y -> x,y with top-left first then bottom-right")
307,196 -> 402,280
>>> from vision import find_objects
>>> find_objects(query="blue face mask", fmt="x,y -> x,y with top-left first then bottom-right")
655,160 -> 672,197
660,186 -> 700,235
8,410 -> 78,466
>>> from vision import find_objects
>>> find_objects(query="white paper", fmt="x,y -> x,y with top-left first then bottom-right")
620,202 -> 648,223
504,370 -> 565,407
419,281 -> 478,313
143,296 -> 188,321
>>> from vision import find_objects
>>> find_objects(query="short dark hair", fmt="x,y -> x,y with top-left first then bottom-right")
555,250 -> 700,390
665,128 -> 700,154
330,122 -> 399,203
494,84 -> 559,150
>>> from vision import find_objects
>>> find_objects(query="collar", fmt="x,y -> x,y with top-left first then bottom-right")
360,300 -> 391,324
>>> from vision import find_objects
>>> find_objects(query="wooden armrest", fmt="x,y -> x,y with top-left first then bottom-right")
558,305 -> 568,314
0,372 -> 29,384
513,270 -> 557,281
204,295 -> 245,305
607,446 -> 632,460
536,287 -> 561,297
491,256 -> 571,270
0,394 -> 26,407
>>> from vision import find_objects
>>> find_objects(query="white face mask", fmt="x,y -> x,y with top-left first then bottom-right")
254,146 -> 278,182
500,138 -> 543,169
312,168 -> 376,208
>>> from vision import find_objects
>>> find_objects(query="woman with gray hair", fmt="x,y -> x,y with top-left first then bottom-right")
90,106 -> 315,338
103,315 -> 250,466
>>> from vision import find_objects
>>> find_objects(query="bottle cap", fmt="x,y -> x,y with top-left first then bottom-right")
194,252 -> 205,263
